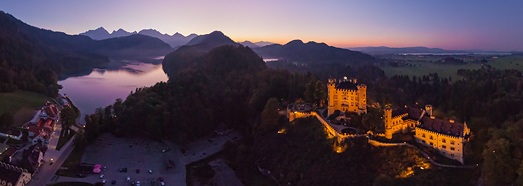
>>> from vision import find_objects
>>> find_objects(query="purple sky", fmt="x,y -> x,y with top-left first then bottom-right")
1,0 -> 522,51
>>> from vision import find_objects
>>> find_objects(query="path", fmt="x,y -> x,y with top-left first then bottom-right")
28,121 -> 76,185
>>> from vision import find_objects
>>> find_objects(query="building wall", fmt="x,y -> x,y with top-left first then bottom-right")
383,107 -> 417,139
415,127 -> 465,164
17,172 -> 31,186
327,78 -> 367,115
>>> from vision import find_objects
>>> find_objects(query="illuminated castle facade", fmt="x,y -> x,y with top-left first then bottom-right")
327,77 -> 367,115
383,104 -> 470,164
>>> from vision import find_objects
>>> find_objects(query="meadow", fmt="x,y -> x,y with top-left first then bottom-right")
0,90 -> 48,126
381,55 -> 523,80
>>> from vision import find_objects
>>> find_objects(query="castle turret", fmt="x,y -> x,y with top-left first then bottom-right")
327,78 -> 337,115
357,84 -> 367,114
384,105 -> 393,139
425,104 -> 433,117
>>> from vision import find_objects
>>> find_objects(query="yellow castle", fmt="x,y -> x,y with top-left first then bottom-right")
383,104 -> 470,164
327,77 -> 367,115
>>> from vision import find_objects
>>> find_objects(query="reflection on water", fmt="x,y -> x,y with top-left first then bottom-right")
58,63 -> 168,120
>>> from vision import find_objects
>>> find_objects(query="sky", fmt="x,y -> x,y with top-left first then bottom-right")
1,0 -> 523,51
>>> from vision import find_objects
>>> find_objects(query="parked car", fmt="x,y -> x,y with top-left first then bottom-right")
99,174 -> 104,179
76,173 -> 87,178
127,176 -> 131,181
111,180 -> 116,185
136,180 -> 141,186
136,169 -> 140,173
161,148 -> 170,153
158,177 -> 164,182
119,168 -> 128,172
148,169 -> 152,174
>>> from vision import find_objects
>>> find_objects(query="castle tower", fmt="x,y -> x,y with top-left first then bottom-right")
425,104 -> 433,117
327,78 -> 336,115
384,105 -> 393,139
357,84 -> 367,114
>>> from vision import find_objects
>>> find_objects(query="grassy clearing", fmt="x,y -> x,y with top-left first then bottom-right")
0,91 -> 49,126
381,55 -> 523,80
489,55 -> 523,71
0,90 -> 48,115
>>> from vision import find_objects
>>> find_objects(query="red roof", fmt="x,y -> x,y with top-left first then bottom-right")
419,116 -> 465,137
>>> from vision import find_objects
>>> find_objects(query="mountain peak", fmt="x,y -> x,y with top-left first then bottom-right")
95,27 -> 108,32
286,39 -> 304,45
185,30 -> 235,47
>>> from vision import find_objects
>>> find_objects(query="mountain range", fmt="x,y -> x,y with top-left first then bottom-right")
0,11 -> 174,95
238,41 -> 276,48
162,30 -> 375,78
80,27 -> 197,48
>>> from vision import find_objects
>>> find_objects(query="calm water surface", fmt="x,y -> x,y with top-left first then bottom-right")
58,62 -> 168,120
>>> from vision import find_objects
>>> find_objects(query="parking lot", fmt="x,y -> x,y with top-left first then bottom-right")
58,133 -> 181,185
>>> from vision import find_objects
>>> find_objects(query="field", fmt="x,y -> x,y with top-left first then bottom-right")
381,55 -> 523,80
0,90 -> 49,126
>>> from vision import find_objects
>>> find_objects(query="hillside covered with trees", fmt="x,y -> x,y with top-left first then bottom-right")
0,11 -> 173,96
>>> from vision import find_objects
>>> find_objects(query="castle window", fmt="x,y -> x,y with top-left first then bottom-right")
429,136 -> 433,140
442,139 -> 446,143
430,142 -> 433,146
442,145 -> 447,149
450,147 -> 455,151
422,140 -> 426,143
450,141 -> 455,145
422,134 -> 426,138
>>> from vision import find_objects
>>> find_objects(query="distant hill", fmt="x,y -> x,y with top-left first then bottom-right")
81,27 -> 198,48
110,28 -> 136,38
349,46 -> 466,55
184,31 -> 237,47
80,27 -> 136,40
238,40 -> 277,48
254,41 -> 276,47
97,34 -> 173,59
137,29 -> 197,48
239,41 -> 259,48
254,40 -> 374,66
162,31 -> 240,77
0,11 -> 108,95
81,27 -> 112,40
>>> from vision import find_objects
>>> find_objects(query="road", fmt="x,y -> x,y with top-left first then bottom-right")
28,121 -> 76,186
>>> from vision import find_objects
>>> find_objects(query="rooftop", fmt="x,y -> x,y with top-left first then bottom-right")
0,162 -> 27,185
419,116 -> 465,137
335,81 -> 358,90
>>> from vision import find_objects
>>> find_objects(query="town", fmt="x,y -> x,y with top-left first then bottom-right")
0,95 -> 72,185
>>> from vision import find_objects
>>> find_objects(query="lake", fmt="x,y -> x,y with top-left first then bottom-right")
58,62 -> 168,122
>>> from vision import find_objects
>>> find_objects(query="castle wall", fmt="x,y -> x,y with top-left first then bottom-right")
415,127 -> 465,164
327,78 -> 367,115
